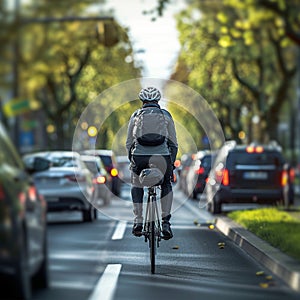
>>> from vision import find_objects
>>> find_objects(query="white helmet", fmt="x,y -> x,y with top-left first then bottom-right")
139,87 -> 161,102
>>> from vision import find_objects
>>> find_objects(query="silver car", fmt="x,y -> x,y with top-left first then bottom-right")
23,151 -> 97,222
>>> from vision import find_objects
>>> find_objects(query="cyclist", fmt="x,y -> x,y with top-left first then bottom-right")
126,87 -> 178,239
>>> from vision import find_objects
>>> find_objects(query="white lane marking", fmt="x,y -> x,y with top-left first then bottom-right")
112,221 -> 127,240
89,264 -> 122,300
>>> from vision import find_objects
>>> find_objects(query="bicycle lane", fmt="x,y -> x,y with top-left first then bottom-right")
88,188 -> 300,300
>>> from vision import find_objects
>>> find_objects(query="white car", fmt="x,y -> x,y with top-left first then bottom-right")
23,151 -> 97,222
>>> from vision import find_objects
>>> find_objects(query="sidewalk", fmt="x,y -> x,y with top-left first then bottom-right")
215,215 -> 300,293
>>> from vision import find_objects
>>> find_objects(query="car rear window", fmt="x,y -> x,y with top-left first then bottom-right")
201,156 -> 212,168
227,151 -> 283,167
100,155 -> 112,166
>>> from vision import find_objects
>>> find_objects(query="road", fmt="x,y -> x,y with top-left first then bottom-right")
25,184 -> 300,300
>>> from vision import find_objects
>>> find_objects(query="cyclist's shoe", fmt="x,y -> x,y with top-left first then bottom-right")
162,221 -> 173,240
132,223 -> 143,237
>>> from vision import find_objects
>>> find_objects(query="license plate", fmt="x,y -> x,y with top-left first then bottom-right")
243,172 -> 268,180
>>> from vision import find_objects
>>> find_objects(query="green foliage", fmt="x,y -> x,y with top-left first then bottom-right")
228,208 -> 300,261
173,0 -> 297,146
0,0 -> 141,150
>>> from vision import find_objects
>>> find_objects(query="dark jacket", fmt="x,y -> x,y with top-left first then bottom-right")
126,102 -> 178,163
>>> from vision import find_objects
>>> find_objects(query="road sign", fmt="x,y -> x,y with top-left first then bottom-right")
3,98 -> 40,117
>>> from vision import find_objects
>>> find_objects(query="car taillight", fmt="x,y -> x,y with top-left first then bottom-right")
222,169 -> 230,186
215,168 -> 229,186
28,186 -> 37,201
289,168 -> 295,183
173,172 -> 177,183
65,174 -> 86,182
93,175 -> 106,184
0,185 -> 5,201
196,167 -> 205,175
18,192 -> 26,204
246,146 -> 264,153
110,168 -> 118,177
281,170 -> 288,186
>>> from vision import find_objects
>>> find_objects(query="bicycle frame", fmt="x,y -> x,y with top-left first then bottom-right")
143,186 -> 162,274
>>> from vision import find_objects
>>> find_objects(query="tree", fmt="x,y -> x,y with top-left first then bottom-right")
172,0 -> 297,144
1,0 -> 141,150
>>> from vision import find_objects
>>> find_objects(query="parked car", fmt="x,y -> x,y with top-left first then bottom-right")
116,155 -> 131,184
82,149 -> 121,196
23,151 -> 97,222
0,122 -> 49,299
185,151 -> 214,199
80,154 -> 111,206
206,141 -> 294,214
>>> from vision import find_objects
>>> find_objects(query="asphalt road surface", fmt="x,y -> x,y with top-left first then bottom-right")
14,183 -> 300,300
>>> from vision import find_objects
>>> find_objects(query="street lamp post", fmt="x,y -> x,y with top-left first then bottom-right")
297,48 -> 300,170
12,0 -> 21,148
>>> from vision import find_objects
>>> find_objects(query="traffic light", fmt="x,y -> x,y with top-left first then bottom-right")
96,21 -> 119,47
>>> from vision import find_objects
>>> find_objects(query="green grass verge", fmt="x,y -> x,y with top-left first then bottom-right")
228,208 -> 300,261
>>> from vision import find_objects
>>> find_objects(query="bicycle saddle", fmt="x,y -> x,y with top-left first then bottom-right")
139,167 -> 164,187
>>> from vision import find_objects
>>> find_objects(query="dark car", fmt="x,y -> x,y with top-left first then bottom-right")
82,149 -> 121,196
0,122 -> 49,299
206,141 -> 294,214
80,154 -> 111,206
185,151 -> 213,199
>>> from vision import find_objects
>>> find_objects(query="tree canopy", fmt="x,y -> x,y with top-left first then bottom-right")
0,0 -> 141,151
170,0 -> 298,150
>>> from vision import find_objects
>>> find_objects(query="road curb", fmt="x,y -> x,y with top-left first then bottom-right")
215,216 -> 300,293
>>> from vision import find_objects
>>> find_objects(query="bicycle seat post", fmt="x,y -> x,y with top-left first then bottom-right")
148,186 -> 156,197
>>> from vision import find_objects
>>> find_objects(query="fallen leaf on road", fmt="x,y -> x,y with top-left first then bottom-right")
259,283 -> 269,288
218,242 -> 225,249
256,271 -> 265,276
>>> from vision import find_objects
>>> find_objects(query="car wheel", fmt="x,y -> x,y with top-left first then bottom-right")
192,190 -> 198,200
32,231 -> 49,289
93,207 -> 98,219
82,206 -> 93,222
13,232 -> 32,300
208,197 -> 222,214
283,184 -> 294,208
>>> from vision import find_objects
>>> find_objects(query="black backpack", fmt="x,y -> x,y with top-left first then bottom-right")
133,106 -> 168,146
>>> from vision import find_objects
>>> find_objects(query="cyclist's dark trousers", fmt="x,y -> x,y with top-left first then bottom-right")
130,154 -> 173,223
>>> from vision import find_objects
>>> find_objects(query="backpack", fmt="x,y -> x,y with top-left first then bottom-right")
133,106 -> 168,146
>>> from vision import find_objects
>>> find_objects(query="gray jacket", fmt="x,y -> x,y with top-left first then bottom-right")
126,103 -> 178,163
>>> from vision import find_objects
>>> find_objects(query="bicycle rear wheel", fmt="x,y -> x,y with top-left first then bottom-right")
150,220 -> 156,274
149,196 -> 156,274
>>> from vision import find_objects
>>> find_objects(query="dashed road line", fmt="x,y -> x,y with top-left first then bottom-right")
88,264 -> 122,300
112,221 -> 127,240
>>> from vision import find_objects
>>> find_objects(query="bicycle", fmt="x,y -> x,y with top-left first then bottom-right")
142,184 -> 162,274
137,166 -> 168,274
